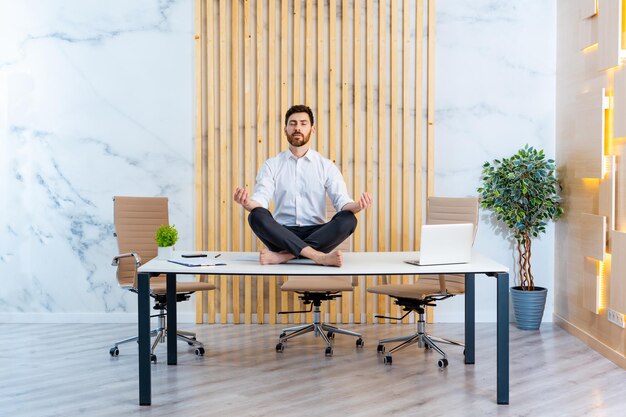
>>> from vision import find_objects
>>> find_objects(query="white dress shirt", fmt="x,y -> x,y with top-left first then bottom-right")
250,149 -> 353,226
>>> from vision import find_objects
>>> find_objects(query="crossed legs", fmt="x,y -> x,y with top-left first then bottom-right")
247,208 -> 357,266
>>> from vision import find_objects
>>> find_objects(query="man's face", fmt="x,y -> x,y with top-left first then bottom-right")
285,112 -> 315,147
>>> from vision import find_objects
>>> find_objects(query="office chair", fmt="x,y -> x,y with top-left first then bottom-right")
109,196 -> 216,363
275,201 -> 364,357
367,196 -> 478,367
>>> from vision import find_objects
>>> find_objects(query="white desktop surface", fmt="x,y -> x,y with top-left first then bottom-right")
138,250 -> 509,276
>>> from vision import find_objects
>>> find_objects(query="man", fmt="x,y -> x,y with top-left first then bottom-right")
233,104 -> 372,267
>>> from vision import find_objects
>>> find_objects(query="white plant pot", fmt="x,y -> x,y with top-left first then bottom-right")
157,246 -> 174,260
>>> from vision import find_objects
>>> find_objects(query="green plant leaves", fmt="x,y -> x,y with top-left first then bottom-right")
155,224 -> 179,247
477,144 -> 564,290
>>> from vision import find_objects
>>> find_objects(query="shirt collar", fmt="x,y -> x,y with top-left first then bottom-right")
285,148 -> 317,162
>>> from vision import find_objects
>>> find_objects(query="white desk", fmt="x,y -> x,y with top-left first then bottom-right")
136,251 -> 510,405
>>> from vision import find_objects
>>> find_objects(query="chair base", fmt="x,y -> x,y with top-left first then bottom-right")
377,312 -> 463,368
276,298 -> 364,357
109,311 -> 204,362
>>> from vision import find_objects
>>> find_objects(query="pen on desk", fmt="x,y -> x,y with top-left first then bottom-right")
214,253 -> 221,258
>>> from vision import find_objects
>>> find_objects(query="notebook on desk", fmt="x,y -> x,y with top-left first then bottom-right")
405,223 -> 474,266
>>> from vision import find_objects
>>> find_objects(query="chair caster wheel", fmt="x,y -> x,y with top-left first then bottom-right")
150,354 -> 157,364
383,355 -> 392,365
195,347 -> 205,356
325,347 -> 333,357
109,347 -> 119,357
424,344 -> 431,350
356,338 -> 364,348
279,332 -> 287,339
438,358 -> 448,368
377,344 -> 385,354
276,343 -> 284,352
326,331 -> 335,340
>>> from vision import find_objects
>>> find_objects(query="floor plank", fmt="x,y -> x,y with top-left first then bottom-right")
0,323 -> 624,416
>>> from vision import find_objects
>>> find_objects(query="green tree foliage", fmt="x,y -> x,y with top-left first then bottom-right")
477,145 -> 564,290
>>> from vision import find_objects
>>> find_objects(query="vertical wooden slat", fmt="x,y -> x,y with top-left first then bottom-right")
352,0 -> 362,324
317,0 -> 327,321
414,0 -> 424,306
219,0 -> 229,324
292,0 -> 302,325
293,0 -> 301,104
427,0 -> 435,198
426,0 -> 436,323
390,0 -> 400,319
328,0 -> 337,323
243,0 -> 252,325
377,0 -> 388,323
256,0 -> 266,324
317,0 -> 325,157
231,0 -> 241,324
194,0 -> 204,324
401,0 -> 411,324
341,0 -> 351,324
205,0 -> 217,324
365,0 -> 375,324
328,0 -> 338,323
280,0 -> 289,322
305,0 -> 314,105
268,0 -> 278,325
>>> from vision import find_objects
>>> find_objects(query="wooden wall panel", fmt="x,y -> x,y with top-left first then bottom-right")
613,67 -> 626,138
574,90 -> 607,178
582,256 -> 601,314
194,0 -> 429,325
599,155 -> 616,236
598,0 -> 624,71
579,15 -> 598,50
580,213 -> 607,261
580,0 -> 598,19
610,231 -> 626,313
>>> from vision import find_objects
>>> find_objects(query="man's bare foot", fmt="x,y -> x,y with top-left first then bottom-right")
259,248 -> 295,265
300,246 -> 343,267
316,250 -> 343,267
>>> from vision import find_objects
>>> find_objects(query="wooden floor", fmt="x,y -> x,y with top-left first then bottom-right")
0,322 -> 624,416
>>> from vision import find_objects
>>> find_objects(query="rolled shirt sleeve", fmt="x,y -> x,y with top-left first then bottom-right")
325,163 -> 354,213
250,162 -> 274,209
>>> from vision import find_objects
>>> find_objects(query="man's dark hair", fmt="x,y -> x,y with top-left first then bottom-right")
284,104 -> 314,126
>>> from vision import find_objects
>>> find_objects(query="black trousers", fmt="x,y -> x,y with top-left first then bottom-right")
248,207 -> 357,257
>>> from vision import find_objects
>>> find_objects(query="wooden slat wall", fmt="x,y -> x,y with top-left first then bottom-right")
194,0 -> 432,325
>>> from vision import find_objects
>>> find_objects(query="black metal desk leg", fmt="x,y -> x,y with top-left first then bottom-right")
166,273 -> 177,365
464,273 -> 475,364
138,272 -> 151,406
497,272 -> 510,405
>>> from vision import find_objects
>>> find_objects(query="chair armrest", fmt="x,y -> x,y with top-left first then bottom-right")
111,252 -> 141,267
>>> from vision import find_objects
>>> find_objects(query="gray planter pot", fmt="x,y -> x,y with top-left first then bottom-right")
510,286 -> 547,330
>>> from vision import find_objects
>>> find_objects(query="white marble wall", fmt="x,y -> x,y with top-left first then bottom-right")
0,0 -> 556,323
0,0 -> 198,322
434,0 -> 556,322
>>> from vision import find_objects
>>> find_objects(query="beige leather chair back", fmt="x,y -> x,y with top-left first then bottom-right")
114,196 -> 168,289
424,196 -> 479,293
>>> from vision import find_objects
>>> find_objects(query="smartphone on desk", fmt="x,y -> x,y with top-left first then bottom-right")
181,253 -> 208,258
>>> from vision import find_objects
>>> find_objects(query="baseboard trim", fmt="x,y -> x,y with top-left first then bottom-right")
553,313 -> 626,370
0,313 -> 198,324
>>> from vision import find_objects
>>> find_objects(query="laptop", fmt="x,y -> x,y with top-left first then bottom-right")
406,223 -> 474,266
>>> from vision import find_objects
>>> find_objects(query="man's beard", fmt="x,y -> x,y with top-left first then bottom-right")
287,131 -> 311,147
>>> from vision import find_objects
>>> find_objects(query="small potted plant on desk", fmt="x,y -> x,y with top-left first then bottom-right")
477,145 -> 564,330
155,224 -> 178,260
